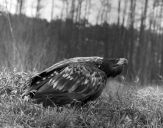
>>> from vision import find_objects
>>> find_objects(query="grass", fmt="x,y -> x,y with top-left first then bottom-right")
0,69 -> 163,128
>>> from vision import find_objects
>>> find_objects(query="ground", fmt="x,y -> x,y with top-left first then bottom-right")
0,68 -> 163,128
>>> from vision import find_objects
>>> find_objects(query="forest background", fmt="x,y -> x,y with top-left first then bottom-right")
0,0 -> 162,84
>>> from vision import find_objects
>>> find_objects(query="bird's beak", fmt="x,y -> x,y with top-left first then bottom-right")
117,58 -> 128,65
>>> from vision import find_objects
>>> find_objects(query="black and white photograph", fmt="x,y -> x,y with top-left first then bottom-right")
0,0 -> 163,127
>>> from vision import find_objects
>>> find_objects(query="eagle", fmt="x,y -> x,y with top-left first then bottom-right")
23,57 -> 128,107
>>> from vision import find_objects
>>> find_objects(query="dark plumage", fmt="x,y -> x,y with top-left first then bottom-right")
23,57 -> 128,107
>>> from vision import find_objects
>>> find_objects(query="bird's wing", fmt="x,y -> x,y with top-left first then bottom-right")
44,56 -> 103,72
29,57 -> 103,88
31,63 -> 107,102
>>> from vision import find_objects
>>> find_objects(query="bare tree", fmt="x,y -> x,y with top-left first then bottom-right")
36,0 -> 42,18
84,0 -> 91,20
69,0 -> 75,20
117,0 -> 121,25
75,0 -> 84,22
127,0 -> 137,77
97,0 -> 111,24
137,0 -> 149,83
51,0 -> 55,20
16,0 -> 25,14
128,0 -> 137,28
122,0 -> 128,26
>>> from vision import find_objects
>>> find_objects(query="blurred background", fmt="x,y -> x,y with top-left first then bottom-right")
0,0 -> 162,83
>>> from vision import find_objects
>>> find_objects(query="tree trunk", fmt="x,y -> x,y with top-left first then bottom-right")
138,0 -> 149,83
51,0 -> 55,20
36,0 -> 42,18
117,0 -> 121,25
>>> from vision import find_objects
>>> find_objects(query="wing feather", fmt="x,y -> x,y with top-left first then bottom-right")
44,56 -> 103,72
29,57 -> 103,88
29,62 -> 107,106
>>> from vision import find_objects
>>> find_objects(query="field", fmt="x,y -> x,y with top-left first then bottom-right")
0,69 -> 163,128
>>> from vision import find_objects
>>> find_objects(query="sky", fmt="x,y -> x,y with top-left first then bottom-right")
0,0 -> 121,24
0,0 -> 158,26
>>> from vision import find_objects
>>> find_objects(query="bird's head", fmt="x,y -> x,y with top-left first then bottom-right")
100,58 -> 128,77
